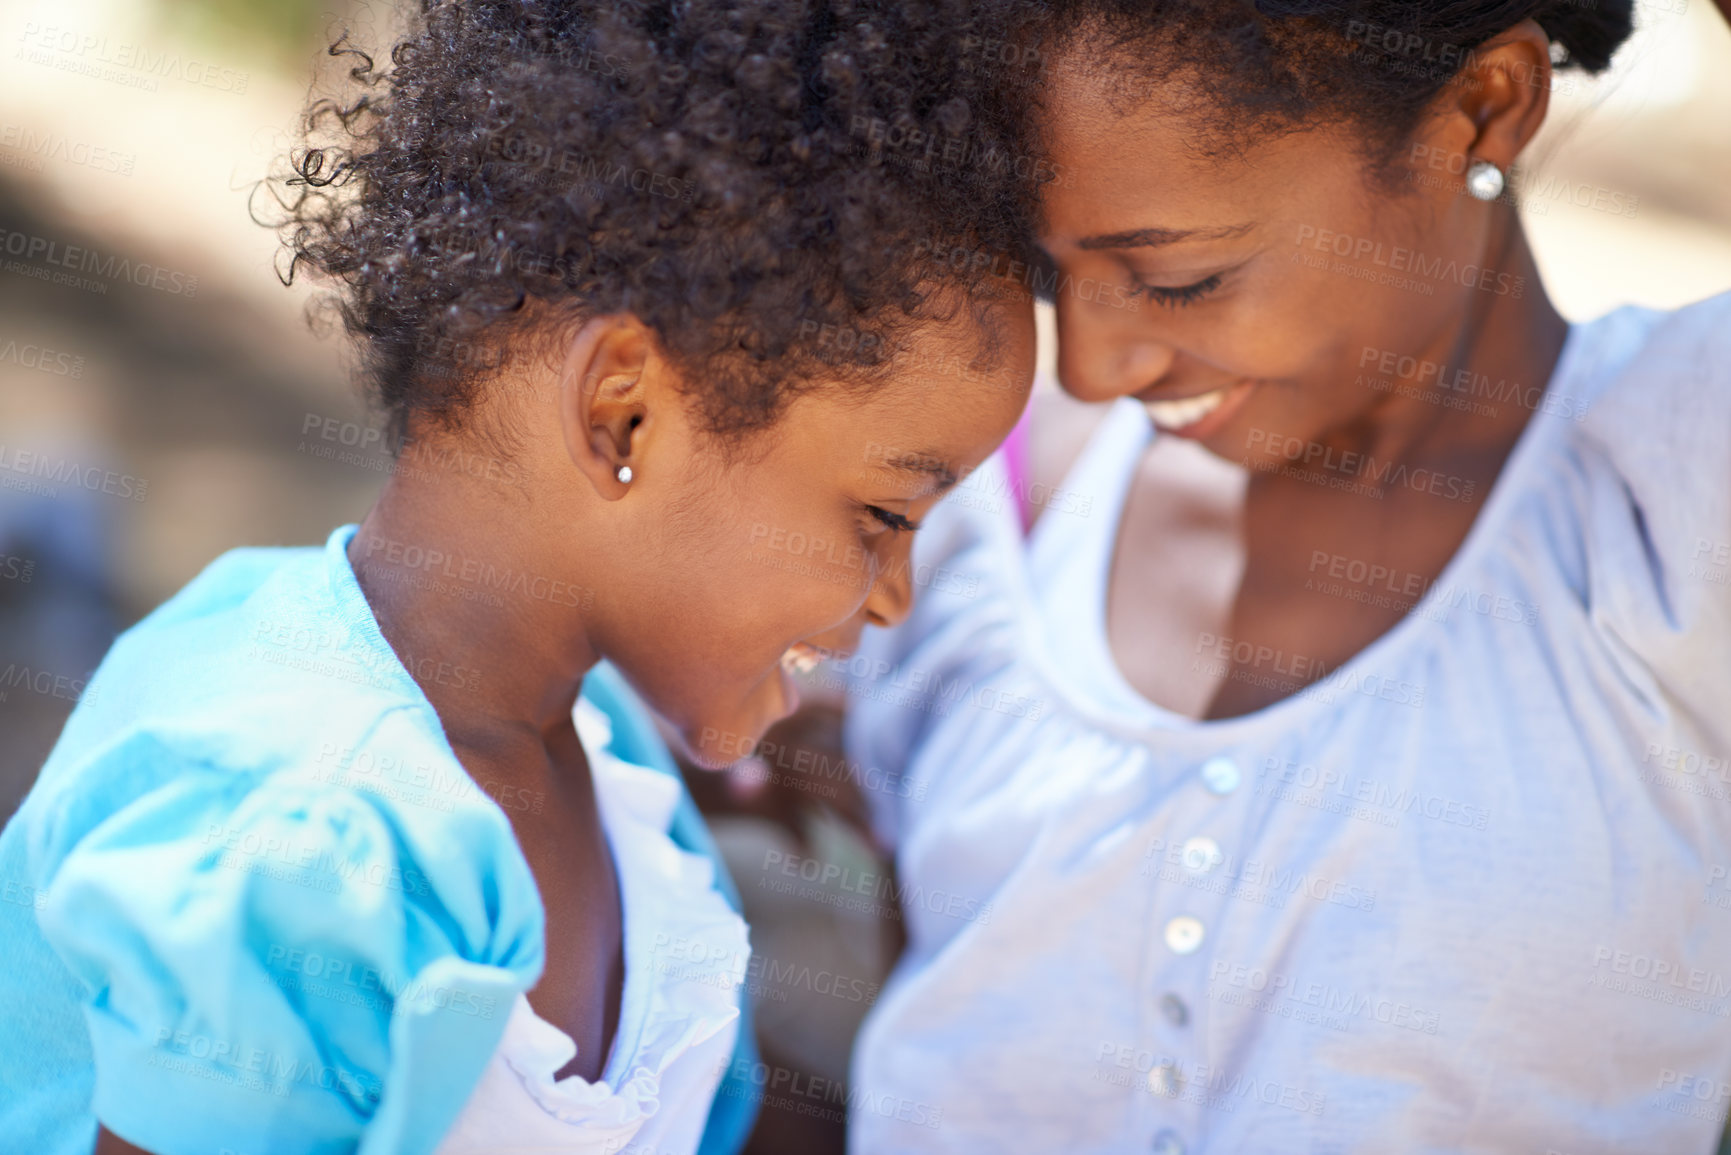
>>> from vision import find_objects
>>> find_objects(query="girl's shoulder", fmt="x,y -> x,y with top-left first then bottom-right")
7,526 -> 545,1155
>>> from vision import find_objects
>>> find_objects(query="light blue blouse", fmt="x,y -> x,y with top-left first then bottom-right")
0,525 -> 757,1155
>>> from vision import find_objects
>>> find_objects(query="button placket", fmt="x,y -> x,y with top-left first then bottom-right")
1142,755 -> 1246,1153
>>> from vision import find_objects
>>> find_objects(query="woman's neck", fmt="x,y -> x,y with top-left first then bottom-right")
1318,204 -> 1571,474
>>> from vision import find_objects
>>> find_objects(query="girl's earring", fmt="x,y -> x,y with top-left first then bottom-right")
616,465 -> 633,484
1466,160 -> 1505,202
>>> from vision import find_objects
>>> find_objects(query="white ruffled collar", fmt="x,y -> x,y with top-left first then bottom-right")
438,699 -> 749,1145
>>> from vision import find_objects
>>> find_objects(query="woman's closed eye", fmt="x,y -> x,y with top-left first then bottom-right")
1128,271 -> 1223,309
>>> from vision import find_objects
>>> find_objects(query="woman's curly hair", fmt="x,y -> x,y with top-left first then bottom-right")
276,0 -> 1036,444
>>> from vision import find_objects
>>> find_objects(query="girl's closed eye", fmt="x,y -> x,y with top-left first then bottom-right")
1128,271 -> 1224,309
864,504 -> 920,534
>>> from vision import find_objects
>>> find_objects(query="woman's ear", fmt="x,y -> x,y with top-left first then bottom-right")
556,315 -> 656,500
1441,19 -> 1554,174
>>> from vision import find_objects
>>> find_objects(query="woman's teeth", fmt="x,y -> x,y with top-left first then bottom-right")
1144,385 -> 1231,431
779,643 -> 826,676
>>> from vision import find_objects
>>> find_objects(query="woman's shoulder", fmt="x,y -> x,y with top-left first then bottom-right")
1540,291 -> 1731,714
1560,292 -> 1731,542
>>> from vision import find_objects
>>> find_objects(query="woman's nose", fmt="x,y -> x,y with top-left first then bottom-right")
1054,292 -> 1177,402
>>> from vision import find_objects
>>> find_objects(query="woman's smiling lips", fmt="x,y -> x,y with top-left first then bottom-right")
1140,380 -> 1257,438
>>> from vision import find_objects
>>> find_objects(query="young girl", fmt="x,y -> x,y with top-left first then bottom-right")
843,1 -> 1731,1151
0,2 -> 1034,1152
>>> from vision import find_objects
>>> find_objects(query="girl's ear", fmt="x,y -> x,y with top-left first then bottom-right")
556,315 -> 656,500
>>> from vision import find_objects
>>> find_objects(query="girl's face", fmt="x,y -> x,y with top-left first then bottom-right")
1034,46 -> 1537,459
595,300 -> 1035,767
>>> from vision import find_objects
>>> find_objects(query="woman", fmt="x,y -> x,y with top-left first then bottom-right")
842,1 -> 1731,1151
0,1 -> 1034,1153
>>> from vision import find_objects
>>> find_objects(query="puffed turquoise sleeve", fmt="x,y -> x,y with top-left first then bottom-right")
26,709 -> 546,1155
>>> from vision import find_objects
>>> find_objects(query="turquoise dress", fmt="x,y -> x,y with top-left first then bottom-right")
0,525 -> 757,1155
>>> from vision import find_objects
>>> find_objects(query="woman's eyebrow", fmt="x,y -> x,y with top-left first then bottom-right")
1077,222 -> 1254,250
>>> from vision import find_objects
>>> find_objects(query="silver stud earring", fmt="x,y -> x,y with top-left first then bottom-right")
616,465 -> 633,484
1466,160 -> 1505,202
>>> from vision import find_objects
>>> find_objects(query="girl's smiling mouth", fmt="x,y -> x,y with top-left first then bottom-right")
779,641 -> 831,676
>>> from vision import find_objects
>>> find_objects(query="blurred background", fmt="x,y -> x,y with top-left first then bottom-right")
0,0 -> 1727,1150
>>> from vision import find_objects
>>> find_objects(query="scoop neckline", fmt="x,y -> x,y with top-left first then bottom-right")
1030,322 -> 1588,743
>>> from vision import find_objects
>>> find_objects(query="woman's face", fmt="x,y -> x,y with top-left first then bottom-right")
1035,49 -> 1531,458
598,300 -> 1035,767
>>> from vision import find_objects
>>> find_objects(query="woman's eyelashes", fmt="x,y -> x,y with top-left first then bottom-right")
1128,270 -> 1224,309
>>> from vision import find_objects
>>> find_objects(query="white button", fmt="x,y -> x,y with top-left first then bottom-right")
1181,836 -> 1223,874
1200,756 -> 1241,794
1164,915 -> 1206,955
1152,1129 -> 1186,1155
1146,1059 -> 1180,1098
1160,993 -> 1189,1027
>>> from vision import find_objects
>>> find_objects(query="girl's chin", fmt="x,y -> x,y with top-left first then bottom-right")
679,670 -> 799,769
